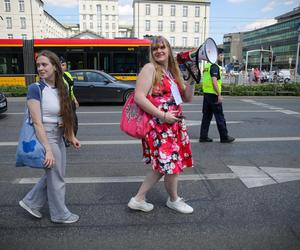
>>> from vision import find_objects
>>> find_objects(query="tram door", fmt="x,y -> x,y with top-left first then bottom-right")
99,53 -> 111,73
87,53 -> 98,70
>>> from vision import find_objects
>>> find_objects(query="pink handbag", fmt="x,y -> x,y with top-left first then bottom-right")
120,92 -> 151,139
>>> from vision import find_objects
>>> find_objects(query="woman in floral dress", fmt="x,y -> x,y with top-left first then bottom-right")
128,36 -> 195,214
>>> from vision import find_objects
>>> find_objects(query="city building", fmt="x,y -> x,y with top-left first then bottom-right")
223,5 -> 300,72
79,0 -> 119,38
223,32 -> 243,71
133,0 -> 210,52
118,25 -> 133,38
0,0 -> 77,39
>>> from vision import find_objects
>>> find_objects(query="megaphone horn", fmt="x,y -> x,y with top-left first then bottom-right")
176,37 -> 218,82
176,37 -> 218,65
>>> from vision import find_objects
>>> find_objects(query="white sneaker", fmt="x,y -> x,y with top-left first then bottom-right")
19,200 -> 42,219
166,197 -> 193,214
128,197 -> 154,212
51,213 -> 79,224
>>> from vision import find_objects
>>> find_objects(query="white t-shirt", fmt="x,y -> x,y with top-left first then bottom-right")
27,81 -> 62,123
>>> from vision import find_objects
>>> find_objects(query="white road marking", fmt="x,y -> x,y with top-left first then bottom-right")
228,165 -> 300,188
1,137 -> 300,147
240,99 -> 299,115
228,165 -> 276,188
13,173 -> 238,184
13,166 -> 300,188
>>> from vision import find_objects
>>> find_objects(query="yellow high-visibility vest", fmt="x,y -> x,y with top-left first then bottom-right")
202,63 -> 222,95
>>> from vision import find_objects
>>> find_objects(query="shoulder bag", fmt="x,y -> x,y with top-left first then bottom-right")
16,82 -> 46,168
120,92 -> 151,139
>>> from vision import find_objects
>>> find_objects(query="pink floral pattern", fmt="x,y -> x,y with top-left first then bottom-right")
142,74 -> 193,174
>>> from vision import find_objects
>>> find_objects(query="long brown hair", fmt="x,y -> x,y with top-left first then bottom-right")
149,36 -> 185,92
36,50 -> 74,140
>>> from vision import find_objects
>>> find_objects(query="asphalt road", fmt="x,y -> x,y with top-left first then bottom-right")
0,96 -> 300,250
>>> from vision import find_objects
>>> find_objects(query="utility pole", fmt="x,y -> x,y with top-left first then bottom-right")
30,0 -> 34,39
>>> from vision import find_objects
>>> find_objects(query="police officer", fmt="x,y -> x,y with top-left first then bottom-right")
60,57 -> 79,136
199,48 -> 235,143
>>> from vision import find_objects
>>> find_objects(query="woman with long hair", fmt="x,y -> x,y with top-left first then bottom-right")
19,50 -> 81,223
128,36 -> 195,213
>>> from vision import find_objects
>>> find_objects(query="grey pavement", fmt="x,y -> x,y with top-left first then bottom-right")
0,96 -> 300,250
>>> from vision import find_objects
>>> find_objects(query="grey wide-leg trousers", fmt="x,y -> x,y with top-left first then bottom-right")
22,123 -> 71,221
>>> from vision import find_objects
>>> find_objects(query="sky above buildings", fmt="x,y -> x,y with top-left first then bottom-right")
44,0 -> 299,45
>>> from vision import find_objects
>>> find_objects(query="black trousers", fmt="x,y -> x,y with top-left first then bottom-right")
71,101 -> 78,136
200,93 -> 228,139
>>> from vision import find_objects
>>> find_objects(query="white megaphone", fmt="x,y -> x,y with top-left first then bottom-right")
176,37 -> 218,82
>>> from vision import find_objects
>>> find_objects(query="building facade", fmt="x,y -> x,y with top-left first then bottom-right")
79,0 -> 119,38
133,0 -> 210,51
223,5 -> 300,71
0,0 -> 76,39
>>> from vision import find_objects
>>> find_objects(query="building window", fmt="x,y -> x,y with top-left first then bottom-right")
170,21 -> 175,32
146,4 -> 150,15
4,0 -> 11,12
106,5 -> 108,10
112,23 -> 115,29
90,5 -> 92,11
145,20 -> 150,31
19,0 -> 25,12
195,22 -> 199,33
158,21 -> 163,32
195,6 -> 200,17
90,15 -> 93,20
90,22 -> 93,29
112,15 -> 115,21
170,36 -> 175,47
182,22 -> 187,32
105,23 -> 109,29
8,34 -> 13,39
112,6 -> 115,11
83,14 -> 86,20
158,5 -> 163,16
194,37 -> 199,47
83,22 -> 86,30
171,5 -> 175,16
20,17 -> 26,29
83,4 -> 86,10
182,37 -> 187,47
6,17 -> 12,29
183,6 -> 188,17
105,15 -> 109,21
21,34 -> 27,40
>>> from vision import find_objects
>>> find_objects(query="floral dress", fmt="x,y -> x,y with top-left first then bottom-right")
142,74 -> 193,175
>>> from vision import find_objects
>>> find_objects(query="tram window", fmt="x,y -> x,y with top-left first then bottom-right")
0,57 -> 7,74
0,54 -> 23,74
113,53 -> 137,73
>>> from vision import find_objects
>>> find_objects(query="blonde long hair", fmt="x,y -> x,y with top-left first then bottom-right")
149,36 -> 185,92
36,50 -> 74,140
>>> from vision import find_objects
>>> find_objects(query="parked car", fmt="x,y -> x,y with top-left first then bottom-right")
269,70 -> 291,83
0,92 -> 7,113
70,70 -> 135,103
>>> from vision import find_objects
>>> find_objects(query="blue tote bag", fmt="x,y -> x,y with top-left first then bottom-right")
16,83 -> 46,168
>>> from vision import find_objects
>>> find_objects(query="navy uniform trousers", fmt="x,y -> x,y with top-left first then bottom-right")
200,93 -> 228,140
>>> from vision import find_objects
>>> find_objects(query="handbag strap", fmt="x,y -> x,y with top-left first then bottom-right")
26,81 -> 43,124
